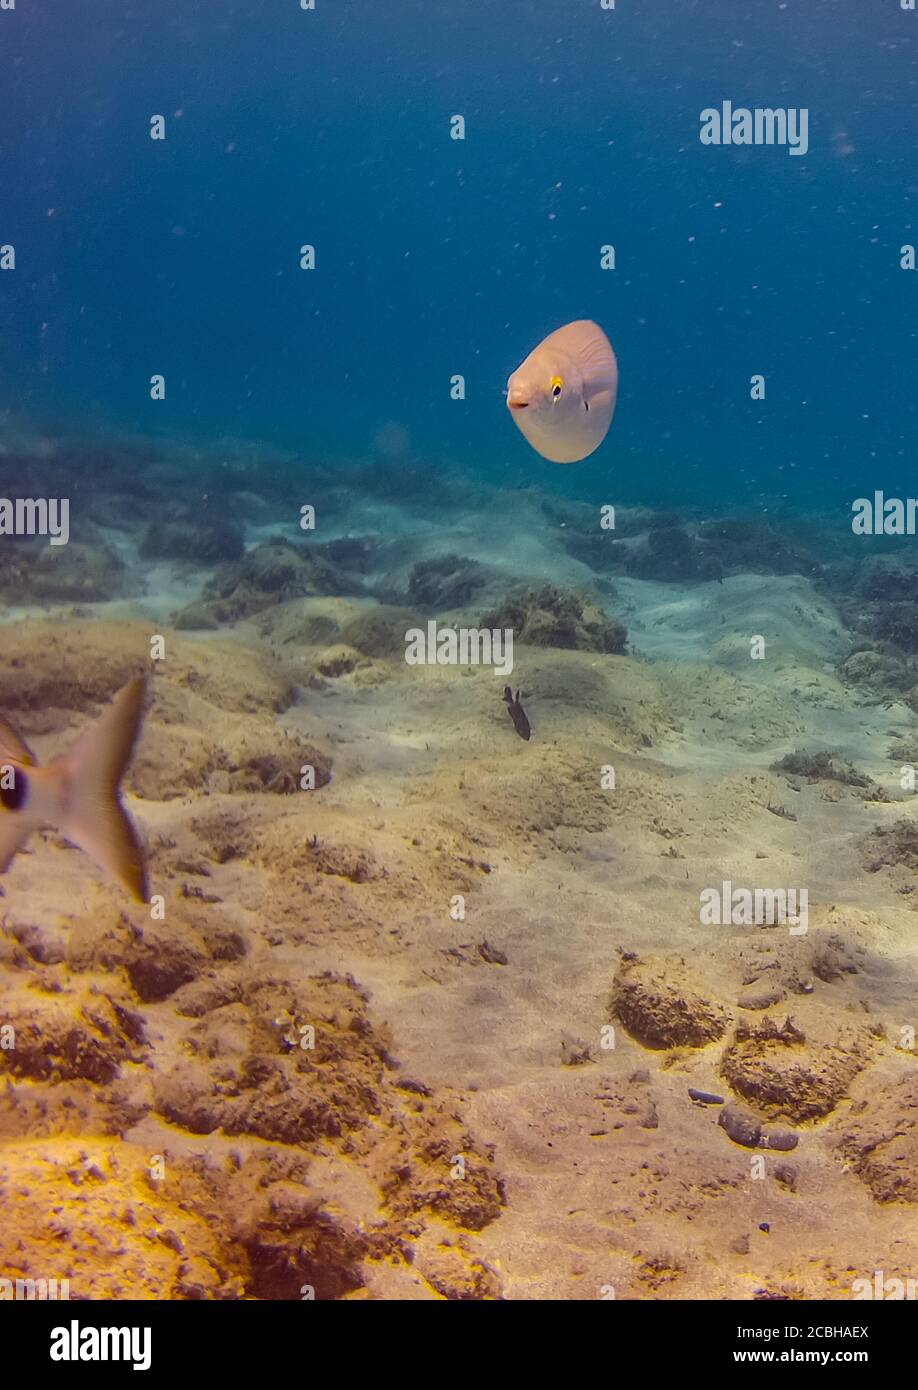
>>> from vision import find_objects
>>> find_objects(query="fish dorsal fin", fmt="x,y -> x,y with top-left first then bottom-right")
0,715 -> 37,767
541,320 -> 617,394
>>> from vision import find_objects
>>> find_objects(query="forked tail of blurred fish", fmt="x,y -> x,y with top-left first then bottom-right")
0,676 -> 149,902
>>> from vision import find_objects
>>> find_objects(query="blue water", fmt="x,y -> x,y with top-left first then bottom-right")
1,0 -> 916,514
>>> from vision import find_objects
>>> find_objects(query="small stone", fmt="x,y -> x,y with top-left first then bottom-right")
688,1087 -> 725,1105
737,986 -> 786,1011
560,1033 -> 592,1067
774,1163 -> 798,1191
718,1102 -> 762,1149
10,920 -> 67,965
760,1128 -> 799,1152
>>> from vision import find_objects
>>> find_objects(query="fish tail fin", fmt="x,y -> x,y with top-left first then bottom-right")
51,676 -> 149,903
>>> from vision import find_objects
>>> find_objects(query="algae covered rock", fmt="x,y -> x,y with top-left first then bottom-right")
140,507 -> 244,565
0,984 -> 147,1083
237,1180 -> 369,1300
339,604 -> 419,659
315,644 -> 366,678
624,526 -> 722,582
0,1139 -> 246,1300
611,955 -> 729,1049
721,1014 -> 869,1123
175,537 -> 342,627
772,749 -> 889,801
862,818 -> 918,875
836,1075 -> 918,1203
2,540 -> 127,603
695,516 -> 820,577
411,1231 -> 502,1300
845,560 -> 918,655
837,646 -> 909,694
481,584 -> 626,654
227,737 -> 332,794
407,553 -> 487,609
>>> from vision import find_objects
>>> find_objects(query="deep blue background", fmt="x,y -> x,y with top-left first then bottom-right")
0,0 -> 916,513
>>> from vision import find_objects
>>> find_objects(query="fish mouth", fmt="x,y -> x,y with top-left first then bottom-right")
508,400 -> 529,410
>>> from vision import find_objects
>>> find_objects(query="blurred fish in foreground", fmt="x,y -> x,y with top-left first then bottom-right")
0,676 -> 148,902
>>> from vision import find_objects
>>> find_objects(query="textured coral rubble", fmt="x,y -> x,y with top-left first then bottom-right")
0,912 -> 505,1299
0,618 -> 505,1300
609,946 -> 912,1167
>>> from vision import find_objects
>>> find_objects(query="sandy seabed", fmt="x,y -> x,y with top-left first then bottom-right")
2,445 -> 918,1300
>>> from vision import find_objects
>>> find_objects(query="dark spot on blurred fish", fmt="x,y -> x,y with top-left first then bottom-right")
503,686 -> 531,741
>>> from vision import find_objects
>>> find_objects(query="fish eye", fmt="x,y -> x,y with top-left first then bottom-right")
0,765 -> 26,812
550,376 -> 563,399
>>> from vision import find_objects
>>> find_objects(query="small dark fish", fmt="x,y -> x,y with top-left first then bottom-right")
503,686 -> 531,741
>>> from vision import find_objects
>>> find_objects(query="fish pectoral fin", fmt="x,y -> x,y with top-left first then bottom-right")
0,817 -> 34,875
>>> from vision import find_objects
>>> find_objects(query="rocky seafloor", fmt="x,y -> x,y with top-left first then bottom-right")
2,436 -> 918,1299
